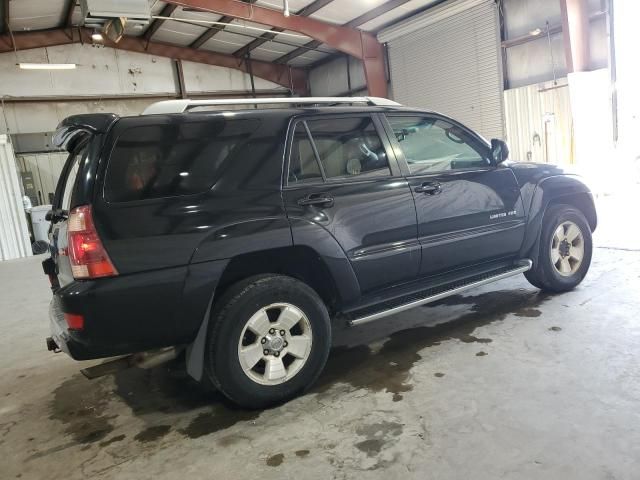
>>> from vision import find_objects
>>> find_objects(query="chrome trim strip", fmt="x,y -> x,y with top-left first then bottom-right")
349,259 -> 533,326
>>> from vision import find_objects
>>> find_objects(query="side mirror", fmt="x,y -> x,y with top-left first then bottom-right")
491,139 -> 509,165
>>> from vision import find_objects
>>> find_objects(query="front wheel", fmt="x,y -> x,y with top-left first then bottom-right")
525,204 -> 593,293
205,275 -> 331,409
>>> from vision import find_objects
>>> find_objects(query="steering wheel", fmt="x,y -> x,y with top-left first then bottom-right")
359,143 -> 379,162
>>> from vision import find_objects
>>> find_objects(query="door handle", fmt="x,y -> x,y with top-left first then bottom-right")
297,193 -> 334,208
414,182 -> 442,195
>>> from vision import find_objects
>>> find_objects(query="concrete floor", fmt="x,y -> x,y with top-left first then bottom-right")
1,194 -> 639,480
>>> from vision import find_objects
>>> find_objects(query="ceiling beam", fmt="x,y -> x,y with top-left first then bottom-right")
163,0 -> 369,59
189,1 -> 257,50
144,4 -> 178,41
274,0 -> 412,65
163,0 -> 387,96
232,0 -> 335,58
189,14 -> 234,49
0,28 -> 308,94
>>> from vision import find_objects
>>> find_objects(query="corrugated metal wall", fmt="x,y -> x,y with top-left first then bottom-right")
379,0 -> 504,141
0,135 -> 32,261
504,78 -> 574,165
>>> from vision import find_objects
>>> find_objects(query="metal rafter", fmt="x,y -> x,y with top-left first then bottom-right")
0,28 -> 308,94
274,0 -> 412,65
189,14 -> 234,48
144,4 -> 179,41
190,0 -> 258,50
232,0 -> 335,58
163,0 -> 387,96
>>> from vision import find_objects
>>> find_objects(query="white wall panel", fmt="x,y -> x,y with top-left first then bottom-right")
0,136 -> 32,261
309,57 -> 366,96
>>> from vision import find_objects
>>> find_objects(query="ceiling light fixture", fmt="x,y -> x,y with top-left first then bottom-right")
529,27 -> 543,36
18,63 -> 77,70
283,0 -> 290,17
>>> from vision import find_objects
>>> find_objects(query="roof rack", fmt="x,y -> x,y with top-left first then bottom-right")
141,96 -> 401,115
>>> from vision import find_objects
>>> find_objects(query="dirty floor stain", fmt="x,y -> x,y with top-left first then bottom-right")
295,449 -> 310,458
266,453 -> 285,466
317,289 -> 551,402
99,434 -> 126,447
134,425 -> 171,443
49,375 -> 114,444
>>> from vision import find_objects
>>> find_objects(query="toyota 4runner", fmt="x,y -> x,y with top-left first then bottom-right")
43,97 -> 596,408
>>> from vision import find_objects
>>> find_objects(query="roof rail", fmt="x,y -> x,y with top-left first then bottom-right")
141,96 -> 401,115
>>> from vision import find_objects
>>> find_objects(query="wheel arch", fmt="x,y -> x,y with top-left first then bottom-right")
520,175 -> 597,268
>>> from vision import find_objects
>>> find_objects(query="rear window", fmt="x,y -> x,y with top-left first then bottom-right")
105,119 -> 259,202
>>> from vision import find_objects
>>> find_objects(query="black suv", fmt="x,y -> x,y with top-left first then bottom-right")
43,97 -> 596,408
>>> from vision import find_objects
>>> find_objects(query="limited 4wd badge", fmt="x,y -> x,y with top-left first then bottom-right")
490,210 -> 517,220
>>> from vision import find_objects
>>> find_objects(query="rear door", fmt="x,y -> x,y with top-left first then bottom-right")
49,141 -> 89,287
383,114 -> 526,276
282,114 -> 420,294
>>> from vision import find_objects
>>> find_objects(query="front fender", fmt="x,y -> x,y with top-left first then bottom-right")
519,175 -> 596,265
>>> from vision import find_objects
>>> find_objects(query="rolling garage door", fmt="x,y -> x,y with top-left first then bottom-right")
378,0 -> 504,140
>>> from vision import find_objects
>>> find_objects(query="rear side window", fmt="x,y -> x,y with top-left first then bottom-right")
105,119 -> 259,202
306,117 -> 390,181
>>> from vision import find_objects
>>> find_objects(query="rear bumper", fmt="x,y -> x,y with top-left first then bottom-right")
47,265 -> 190,360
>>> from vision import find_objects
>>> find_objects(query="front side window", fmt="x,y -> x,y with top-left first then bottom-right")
304,116 -> 391,181
387,116 -> 489,175
105,119 -> 259,202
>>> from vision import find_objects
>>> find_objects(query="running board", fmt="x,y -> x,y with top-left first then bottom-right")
349,259 -> 533,327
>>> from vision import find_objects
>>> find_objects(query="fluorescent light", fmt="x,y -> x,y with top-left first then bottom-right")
19,63 -> 77,70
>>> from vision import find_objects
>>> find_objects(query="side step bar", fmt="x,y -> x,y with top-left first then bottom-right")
349,259 -> 533,327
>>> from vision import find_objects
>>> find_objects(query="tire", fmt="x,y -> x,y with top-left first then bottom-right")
524,204 -> 593,293
204,274 -> 331,409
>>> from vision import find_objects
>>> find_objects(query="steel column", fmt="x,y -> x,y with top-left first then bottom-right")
560,0 -> 591,72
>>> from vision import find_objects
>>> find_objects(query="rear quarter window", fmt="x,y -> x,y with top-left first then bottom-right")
105,119 -> 259,202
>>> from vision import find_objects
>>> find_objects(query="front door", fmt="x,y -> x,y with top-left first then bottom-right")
283,114 -> 420,293
383,114 -> 526,277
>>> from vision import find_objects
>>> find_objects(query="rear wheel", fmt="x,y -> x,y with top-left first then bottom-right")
205,275 -> 331,409
525,204 -> 592,292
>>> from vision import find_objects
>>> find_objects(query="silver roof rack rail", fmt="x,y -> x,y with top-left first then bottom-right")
141,96 -> 401,115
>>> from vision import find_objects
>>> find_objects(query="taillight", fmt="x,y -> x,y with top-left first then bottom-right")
67,205 -> 118,279
64,313 -> 85,330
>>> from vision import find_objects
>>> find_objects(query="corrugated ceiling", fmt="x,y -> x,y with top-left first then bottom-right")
5,0 -> 442,67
